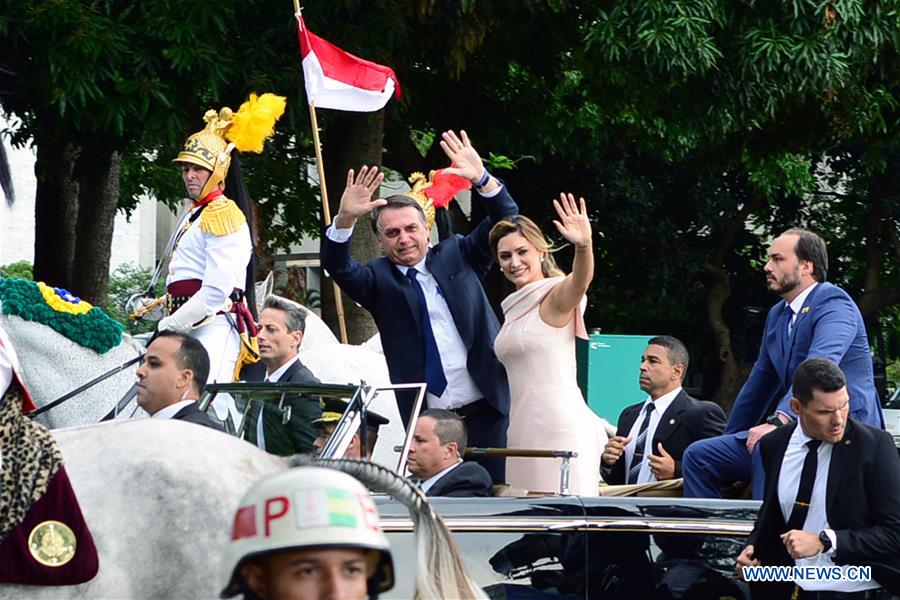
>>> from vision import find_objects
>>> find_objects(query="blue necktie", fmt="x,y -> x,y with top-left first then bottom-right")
627,403 -> 655,484
406,269 -> 447,397
786,303 -> 795,337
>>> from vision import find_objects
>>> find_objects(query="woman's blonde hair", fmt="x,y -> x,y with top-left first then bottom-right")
489,215 -> 564,278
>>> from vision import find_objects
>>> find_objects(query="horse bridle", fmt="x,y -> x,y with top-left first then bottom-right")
28,354 -> 144,419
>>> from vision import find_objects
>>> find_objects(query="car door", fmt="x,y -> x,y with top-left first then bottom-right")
377,495 -> 589,598
581,496 -> 758,599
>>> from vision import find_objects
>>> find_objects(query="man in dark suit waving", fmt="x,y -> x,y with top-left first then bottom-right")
601,336 -> 725,485
684,229 -> 884,499
320,130 -> 516,484
736,358 -> 900,599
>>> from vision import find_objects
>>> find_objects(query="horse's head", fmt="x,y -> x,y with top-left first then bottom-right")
0,277 -> 144,428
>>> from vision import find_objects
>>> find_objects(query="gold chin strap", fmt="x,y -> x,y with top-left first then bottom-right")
198,143 -> 234,200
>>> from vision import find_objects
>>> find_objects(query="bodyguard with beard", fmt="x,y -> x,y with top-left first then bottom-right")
682,229 -> 883,500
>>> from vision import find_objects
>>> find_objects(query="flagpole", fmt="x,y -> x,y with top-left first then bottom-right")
308,101 -> 349,344
294,3 -> 348,343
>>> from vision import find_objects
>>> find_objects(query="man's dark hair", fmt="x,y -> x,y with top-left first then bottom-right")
361,428 -> 378,459
782,228 -> 828,282
262,295 -> 307,334
370,195 -> 428,236
647,335 -> 690,378
792,358 -> 846,405
155,330 -> 210,396
421,408 -> 467,457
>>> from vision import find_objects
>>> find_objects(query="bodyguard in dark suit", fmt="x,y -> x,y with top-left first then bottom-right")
601,336 -> 725,485
425,462 -> 493,498
684,229 -> 884,499
136,330 -> 223,431
239,296 -> 322,455
172,401 -> 223,431
737,358 -> 900,599
320,130 -> 516,484
408,409 -> 492,497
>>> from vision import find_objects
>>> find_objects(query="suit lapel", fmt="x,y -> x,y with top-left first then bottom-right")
618,404 -> 642,436
277,359 -> 300,383
826,419 -> 853,519
172,403 -> 196,420
653,390 -> 688,445
765,423 -> 794,514
783,283 -> 824,374
778,301 -> 791,362
764,304 -> 787,381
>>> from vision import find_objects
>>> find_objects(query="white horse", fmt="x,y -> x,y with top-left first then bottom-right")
0,420 -> 483,600
1,291 -> 404,464
2,313 -> 145,429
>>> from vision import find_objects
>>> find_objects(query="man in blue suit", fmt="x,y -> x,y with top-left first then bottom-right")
683,228 -> 883,499
320,130 -> 515,483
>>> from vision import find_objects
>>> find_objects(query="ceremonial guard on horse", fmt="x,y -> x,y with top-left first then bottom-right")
131,93 -> 286,422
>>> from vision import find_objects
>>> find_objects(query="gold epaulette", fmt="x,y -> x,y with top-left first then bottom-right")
199,197 -> 246,236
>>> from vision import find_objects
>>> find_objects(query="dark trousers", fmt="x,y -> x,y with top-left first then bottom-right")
454,399 -> 507,486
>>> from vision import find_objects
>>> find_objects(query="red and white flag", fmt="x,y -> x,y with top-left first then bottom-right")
296,16 -> 401,112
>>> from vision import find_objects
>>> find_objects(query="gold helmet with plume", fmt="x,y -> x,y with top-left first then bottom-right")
174,92 -> 287,200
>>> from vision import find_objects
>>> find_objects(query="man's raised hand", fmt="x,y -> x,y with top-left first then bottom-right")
439,130 -> 486,183
335,166 -> 386,228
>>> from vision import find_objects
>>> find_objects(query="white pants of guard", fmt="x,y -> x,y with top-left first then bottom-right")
192,313 -> 240,425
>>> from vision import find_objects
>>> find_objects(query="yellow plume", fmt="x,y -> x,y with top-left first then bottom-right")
226,93 -> 287,153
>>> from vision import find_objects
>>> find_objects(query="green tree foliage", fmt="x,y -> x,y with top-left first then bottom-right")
0,260 -> 33,280
104,263 -> 157,335
4,1 -> 900,404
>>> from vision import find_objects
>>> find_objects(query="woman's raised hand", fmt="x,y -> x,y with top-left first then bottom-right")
552,193 -> 591,249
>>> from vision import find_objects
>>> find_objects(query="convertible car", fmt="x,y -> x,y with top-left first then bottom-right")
377,494 -> 756,599
201,381 -> 758,599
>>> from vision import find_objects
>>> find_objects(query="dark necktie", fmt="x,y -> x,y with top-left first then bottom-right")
406,269 -> 447,397
786,303 -> 795,337
627,403 -> 656,484
786,439 -> 822,530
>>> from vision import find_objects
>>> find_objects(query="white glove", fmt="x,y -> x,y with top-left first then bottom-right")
158,293 -> 215,334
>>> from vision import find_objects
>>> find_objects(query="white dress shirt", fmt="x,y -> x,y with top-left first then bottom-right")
264,357 -> 297,382
152,399 -> 197,420
420,460 -> 463,494
624,386 -> 681,484
777,424 -> 880,592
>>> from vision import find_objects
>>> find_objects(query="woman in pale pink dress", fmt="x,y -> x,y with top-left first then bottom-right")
489,194 -> 608,495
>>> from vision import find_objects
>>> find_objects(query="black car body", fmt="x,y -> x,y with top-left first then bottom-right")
376,495 -> 758,599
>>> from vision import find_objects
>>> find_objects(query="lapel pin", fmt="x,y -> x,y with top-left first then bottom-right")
669,418 -> 676,425
801,306 -> 810,314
